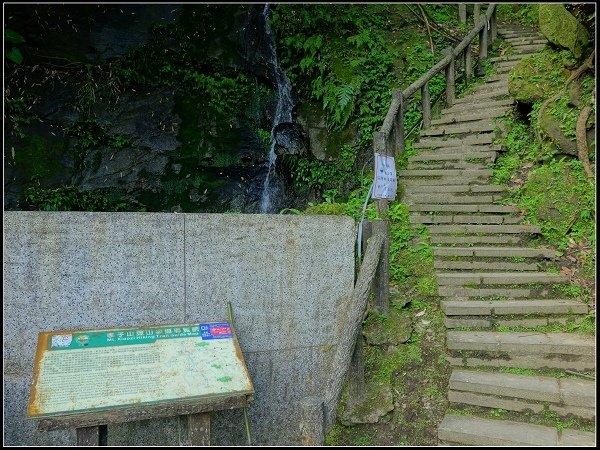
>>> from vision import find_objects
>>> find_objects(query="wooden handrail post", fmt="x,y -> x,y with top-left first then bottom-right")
465,44 -> 473,83
490,6 -> 497,42
477,17 -> 488,76
372,219 -> 390,316
458,3 -> 467,23
443,48 -> 456,107
393,89 -> 404,157
422,82 -> 431,129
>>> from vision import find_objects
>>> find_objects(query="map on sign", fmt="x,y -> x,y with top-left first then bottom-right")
372,153 -> 397,200
27,322 -> 253,417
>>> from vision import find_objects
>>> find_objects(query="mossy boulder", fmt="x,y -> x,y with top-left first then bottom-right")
362,309 -> 412,346
508,49 -> 570,103
539,4 -> 590,59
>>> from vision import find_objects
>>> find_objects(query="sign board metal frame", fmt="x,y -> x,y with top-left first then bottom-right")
28,321 -> 254,431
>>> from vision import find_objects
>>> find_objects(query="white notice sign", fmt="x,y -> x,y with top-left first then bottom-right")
372,153 -> 397,200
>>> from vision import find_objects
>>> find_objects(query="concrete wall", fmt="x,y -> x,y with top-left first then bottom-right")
3,212 -> 355,445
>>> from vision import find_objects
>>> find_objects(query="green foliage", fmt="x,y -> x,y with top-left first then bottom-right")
388,202 -> 434,289
273,4 -> 399,144
5,28 -> 25,64
496,4 -> 539,26
285,144 -> 358,192
68,120 -> 131,152
23,185 -> 129,211
5,96 -> 34,138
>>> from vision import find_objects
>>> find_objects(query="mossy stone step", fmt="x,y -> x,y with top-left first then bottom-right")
404,183 -> 505,193
430,235 -> 526,245
401,178 -> 494,186
407,161 -> 489,170
453,91 -> 510,104
511,44 -> 546,53
404,194 -> 502,204
441,299 -> 589,316
412,145 -> 504,155
436,272 -> 568,286
433,107 -> 510,125
399,169 -> 493,178
433,246 -> 556,258
411,214 -> 522,225
409,204 -> 518,213
438,285 -> 533,298
504,38 -> 547,45
408,151 -> 496,162
447,331 -> 594,355
420,121 -> 497,137
438,414 -> 555,446
434,260 -> 538,271
438,415 -> 595,446
427,224 -> 540,234
444,315 -> 587,330
490,55 -> 530,63
448,369 -> 595,419
443,98 -> 514,114
413,133 -> 495,149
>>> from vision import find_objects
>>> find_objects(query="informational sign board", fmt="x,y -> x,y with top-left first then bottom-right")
27,322 -> 254,418
372,153 -> 397,200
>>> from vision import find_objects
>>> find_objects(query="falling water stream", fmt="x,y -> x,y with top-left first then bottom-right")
259,4 -> 294,213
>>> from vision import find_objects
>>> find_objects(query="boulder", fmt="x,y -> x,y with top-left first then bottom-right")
273,122 -> 309,156
539,4 -> 590,59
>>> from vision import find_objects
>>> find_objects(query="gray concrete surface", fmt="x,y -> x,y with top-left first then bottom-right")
3,211 -> 355,445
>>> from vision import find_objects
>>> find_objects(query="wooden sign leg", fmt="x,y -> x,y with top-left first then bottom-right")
76,426 -> 100,446
179,413 -> 211,446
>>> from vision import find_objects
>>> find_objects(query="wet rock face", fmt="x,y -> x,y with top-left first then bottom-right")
4,4 -> 308,213
273,122 -> 309,156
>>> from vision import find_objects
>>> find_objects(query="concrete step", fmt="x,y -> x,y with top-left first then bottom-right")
404,184 -> 506,194
490,55 -> 530,63
504,38 -> 547,45
430,235 -> 527,245
438,414 -> 595,446
453,91 -> 510,104
512,44 -> 546,53
436,272 -> 569,286
399,169 -> 493,178
409,204 -> 518,213
444,315 -> 588,329
400,178 -> 495,186
442,299 -> 589,316
410,214 -> 522,225
444,98 -> 514,114
408,151 -> 497,163
498,31 -> 544,38
420,120 -> 497,137
448,370 -> 595,420
438,285 -> 534,298
446,331 -> 595,371
432,107 -> 510,125
434,260 -> 539,271
486,74 -> 509,83
404,194 -> 504,204
433,246 -> 557,258
413,133 -> 495,149
412,145 -> 504,156
407,161 -> 488,170
427,224 -> 540,235
494,60 -> 521,70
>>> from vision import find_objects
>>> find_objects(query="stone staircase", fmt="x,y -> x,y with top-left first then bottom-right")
400,24 -> 596,446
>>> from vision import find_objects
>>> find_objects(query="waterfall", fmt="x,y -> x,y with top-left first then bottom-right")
259,3 -> 294,213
